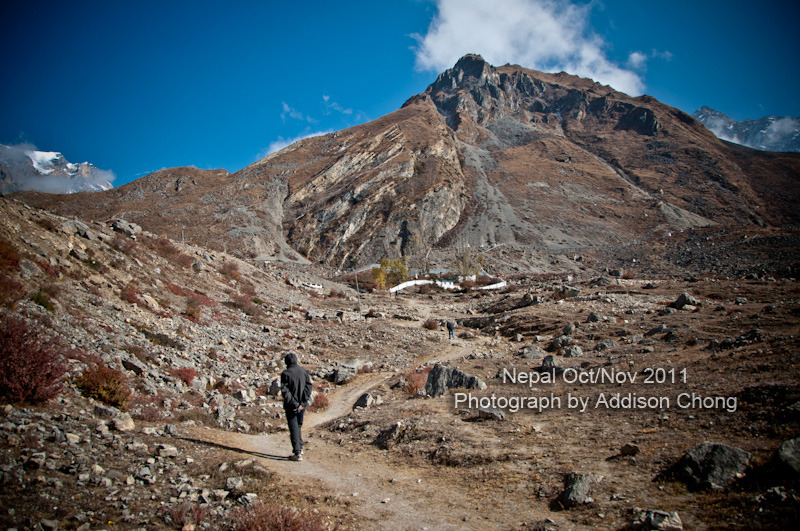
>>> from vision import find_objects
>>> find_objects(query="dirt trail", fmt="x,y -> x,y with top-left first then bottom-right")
183,332 -> 561,530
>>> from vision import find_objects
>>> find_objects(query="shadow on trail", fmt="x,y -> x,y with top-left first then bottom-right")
178,436 -> 293,462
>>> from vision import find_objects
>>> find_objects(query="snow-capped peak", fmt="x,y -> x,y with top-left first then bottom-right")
0,144 -> 115,194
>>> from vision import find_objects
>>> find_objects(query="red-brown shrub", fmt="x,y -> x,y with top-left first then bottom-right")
143,236 -> 193,268
76,362 -> 132,409
403,367 -> 432,396
0,273 -> 25,307
120,283 -> 141,305
111,233 -> 138,255
422,317 -> 439,330
0,236 -> 21,270
308,390 -> 329,412
229,292 -> 263,317
166,283 -> 191,297
0,316 -> 66,404
169,367 -> 198,386
219,260 -> 242,281
229,500 -> 329,531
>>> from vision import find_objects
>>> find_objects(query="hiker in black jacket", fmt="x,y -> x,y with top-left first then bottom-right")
280,352 -> 312,461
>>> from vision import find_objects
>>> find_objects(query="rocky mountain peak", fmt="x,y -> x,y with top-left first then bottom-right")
693,106 -> 800,153
0,143 -> 114,194
15,56 -> 800,273
452,53 -> 492,79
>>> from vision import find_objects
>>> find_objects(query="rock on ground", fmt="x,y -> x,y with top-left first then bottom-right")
676,442 -> 750,490
424,365 -> 487,397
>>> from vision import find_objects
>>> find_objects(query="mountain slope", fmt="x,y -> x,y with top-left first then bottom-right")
15,55 -> 800,272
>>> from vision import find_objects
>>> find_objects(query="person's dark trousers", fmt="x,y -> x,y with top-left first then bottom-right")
285,407 -> 304,455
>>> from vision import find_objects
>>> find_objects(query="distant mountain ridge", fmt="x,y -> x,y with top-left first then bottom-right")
14,55 -> 800,273
0,144 -> 114,195
693,106 -> 800,153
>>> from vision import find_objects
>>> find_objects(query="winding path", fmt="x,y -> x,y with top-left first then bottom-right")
183,334 -> 553,529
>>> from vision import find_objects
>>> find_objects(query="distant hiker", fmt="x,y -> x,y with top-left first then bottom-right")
446,319 -> 455,339
280,352 -> 313,461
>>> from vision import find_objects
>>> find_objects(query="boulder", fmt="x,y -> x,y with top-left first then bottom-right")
267,379 -> 281,396
563,345 -> 583,358
555,472 -> 596,508
671,292 -> 699,310
334,359 -> 362,384
475,407 -> 505,421
157,444 -> 179,458
548,335 -> 572,351
113,413 -> 135,432
628,508 -> 683,530
676,442 -> 750,490
425,365 -> 487,397
777,437 -> 800,474
111,219 -> 142,239
353,392 -> 375,409
520,345 -> 547,359
122,358 -> 148,376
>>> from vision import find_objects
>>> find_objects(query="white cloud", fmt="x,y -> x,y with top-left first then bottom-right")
257,130 -> 333,160
323,95 -> 353,116
280,102 -> 317,124
413,0 -> 645,95
627,49 -> 672,70
627,51 -> 647,69
765,117 -> 800,145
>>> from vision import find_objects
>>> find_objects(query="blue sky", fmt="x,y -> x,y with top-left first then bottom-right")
1,0 -> 798,187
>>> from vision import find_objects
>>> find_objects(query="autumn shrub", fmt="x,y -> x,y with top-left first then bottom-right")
418,283 -> 443,295
308,390 -> 329,412
422,317 -> 439,330
120,283 -> 141,305
169,367 -> 198,386
0,236 -> 21,270
229,500 -> 329,531
219,260 -> 242,281
460,280 -> 477,291
0,316 -> 66,404
30,288 -> 55,312
404,367 -> 432,396
164,503 -> 206,528
142,235 -> 193,268
0,274 -> 24,307
76,361 -> 132,409
111,233 -> 138,254
185,297 -> 203,320
229,292 -> 263,317
34,216 -> 57,232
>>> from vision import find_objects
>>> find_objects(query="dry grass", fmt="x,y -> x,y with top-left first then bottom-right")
229,500 -> 330,531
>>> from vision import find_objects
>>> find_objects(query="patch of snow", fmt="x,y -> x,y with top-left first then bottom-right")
24,150 -> 61,174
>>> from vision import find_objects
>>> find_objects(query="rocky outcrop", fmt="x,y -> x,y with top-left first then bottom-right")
424,364 -> 487,397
